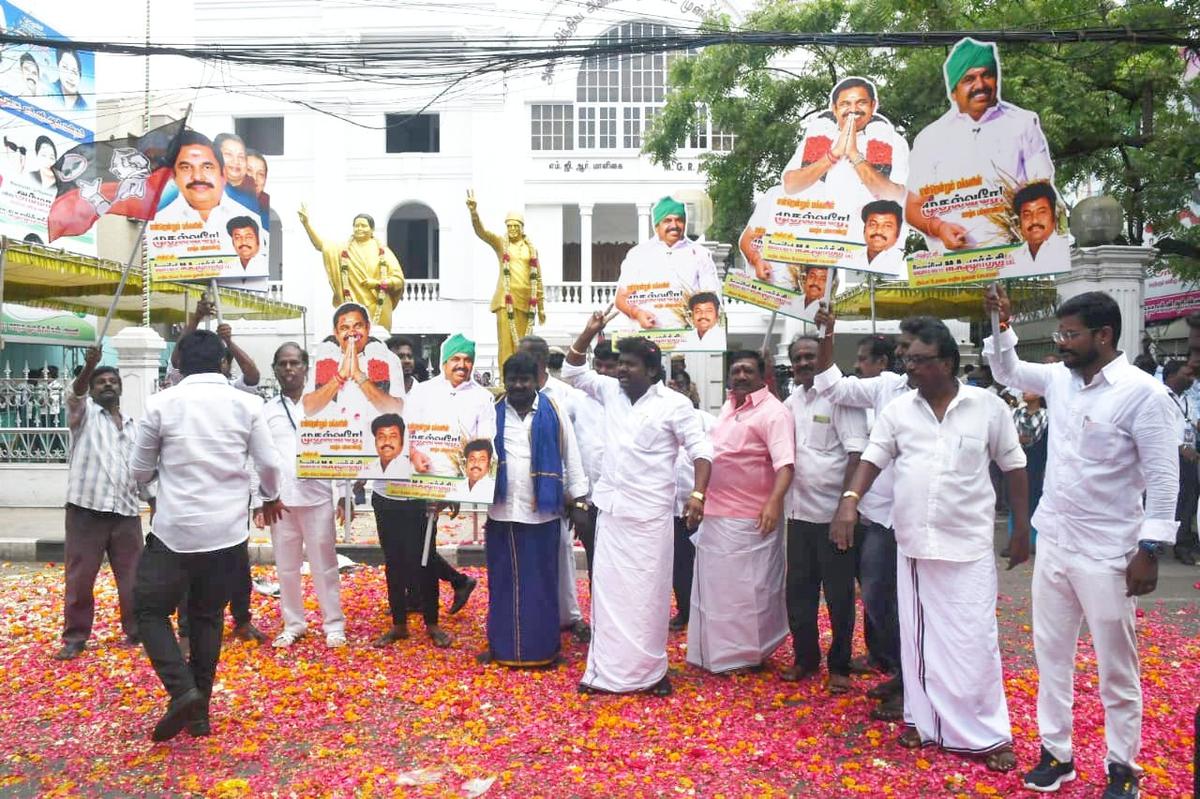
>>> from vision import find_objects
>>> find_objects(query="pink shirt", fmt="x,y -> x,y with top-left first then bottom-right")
706,385 -> 796,518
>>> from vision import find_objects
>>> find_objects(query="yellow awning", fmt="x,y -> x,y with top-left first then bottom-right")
833,278 -> 1057,322
1,238 -> 304,325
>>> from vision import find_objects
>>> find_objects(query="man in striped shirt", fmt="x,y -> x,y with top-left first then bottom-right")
54,346 -> 145,661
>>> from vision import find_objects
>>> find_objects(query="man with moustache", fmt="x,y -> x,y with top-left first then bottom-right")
799,267 -> 832,317
984,288 -> 1179,798
481,353 -> 589,668
832,318 -> 1030,772
677,292 -> 727,351
155,132 -> 249,232
1008,182 -> 1070,277
226,216 -> 262,270
783,76 -> 908,205
687,351 -> 795,675
781,336 -> 867,692
256,343 -> 347,650
615,197 -> 721,330
386,335 -> 420,393
463,440 -> 495,502
362,414 -> 413,480
846,200 -> 905,276
564,312 -> 712,696
906,38 -> 1055,252
53,347 -> 145,661
811,309 -> 931,719
16,52 -> 38,98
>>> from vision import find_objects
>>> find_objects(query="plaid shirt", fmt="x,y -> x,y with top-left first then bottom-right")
66,393 -> 141,516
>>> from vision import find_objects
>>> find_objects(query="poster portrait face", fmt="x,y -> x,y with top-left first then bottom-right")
831,80 -> 876,132
174,143 -> 225,213
229,220 -> 260,266
373,418 -> 404,467
951,65 -> 999,118
334,305 -> 371,354
803,268 -> 828,304
245,153 -> 267,194
464,440 -> 493,488
218,136 -> 246,187
863,210 -> 901,258
689,295 -> 719,335
443,353 -> 474,387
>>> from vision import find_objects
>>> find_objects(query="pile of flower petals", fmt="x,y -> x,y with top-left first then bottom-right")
0,562 -> 1195,798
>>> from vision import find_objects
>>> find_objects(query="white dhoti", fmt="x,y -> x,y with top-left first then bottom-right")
686,515 -> 788,673
581,511 -> 673,692
270,503 -> 345,636
897,553 -> 1011,754
1033,536 -> 1141,769
557,518 -> 583,627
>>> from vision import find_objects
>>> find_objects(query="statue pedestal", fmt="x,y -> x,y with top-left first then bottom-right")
111,326 -> 166,421
1059,246 -> 1155,357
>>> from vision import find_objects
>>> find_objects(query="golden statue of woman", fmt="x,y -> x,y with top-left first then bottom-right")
466,189 -> 545,367
298,203 -> 405,330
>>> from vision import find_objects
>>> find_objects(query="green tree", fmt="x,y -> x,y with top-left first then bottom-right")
644,0 -> 1200,271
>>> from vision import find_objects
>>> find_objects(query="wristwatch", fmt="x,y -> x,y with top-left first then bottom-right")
355,375 -> 370,386
841,490 -> 861,501
690,490 -> 705,502
1137,540 -> 1165,559
849,153 -> 865,166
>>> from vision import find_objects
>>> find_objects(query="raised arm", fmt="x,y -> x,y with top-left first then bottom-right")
466,190 -> 504,256
562,311 -> 611,401
297,202 -> 324,252
218,323 -> 260,387
982,285 -> 1056,396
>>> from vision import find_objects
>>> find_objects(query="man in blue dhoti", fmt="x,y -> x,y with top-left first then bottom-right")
481,353 -> 590,667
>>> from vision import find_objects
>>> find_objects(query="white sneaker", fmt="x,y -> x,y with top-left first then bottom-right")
273,630 -> 304,648
325,632 -> 347,648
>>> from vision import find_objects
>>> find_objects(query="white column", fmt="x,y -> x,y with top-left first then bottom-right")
1057,245 -> 1155,359
579,203 -> 594,304
110,326 -> 166,422
636,202 -> 652,242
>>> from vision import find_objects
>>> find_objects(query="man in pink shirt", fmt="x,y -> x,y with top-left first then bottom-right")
686,351 -> 796,674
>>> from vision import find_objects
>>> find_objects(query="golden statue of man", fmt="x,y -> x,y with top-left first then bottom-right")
298,203 -> 405,330
466,189 -> 545,367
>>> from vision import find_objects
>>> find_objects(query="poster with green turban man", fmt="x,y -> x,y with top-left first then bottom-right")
612,195 -> 725,352
904,37 -> 1070,287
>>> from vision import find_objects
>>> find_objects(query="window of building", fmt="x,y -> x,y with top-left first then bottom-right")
530,104 -> 574,151
234,116 -> 284,156
385,113 -> 440,153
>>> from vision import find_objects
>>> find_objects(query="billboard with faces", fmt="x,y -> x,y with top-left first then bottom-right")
903,38 -> 1070,287
0,0 -> 96,250
733,77 -> 908,320
146,128 -> 272,282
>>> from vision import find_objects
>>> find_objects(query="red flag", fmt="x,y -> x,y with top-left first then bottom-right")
47,118 -> 186,242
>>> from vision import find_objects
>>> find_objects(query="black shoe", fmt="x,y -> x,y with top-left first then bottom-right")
647,675 -> 672,697
52,641 -> 85,661
449,577 -> 477,615
1100,763 -> 1138,799
866,673 -> 902,700
1175,547 -> 1197,566
1021,746 -> 1076,792
668,614 -> 688,631
187,715 -> 211,737
151,688 -> 204,742
568,620 -> 591,644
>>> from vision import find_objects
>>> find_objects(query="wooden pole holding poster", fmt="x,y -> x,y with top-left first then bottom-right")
342,481 -> 353,543
421,512 -> 436,567
761,310 -> 777,353
97,219 -> 151,342
208,278 -> 225,325
817,268 -> 835,340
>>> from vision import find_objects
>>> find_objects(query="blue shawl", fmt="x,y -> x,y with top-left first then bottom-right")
493,391 -> 564,514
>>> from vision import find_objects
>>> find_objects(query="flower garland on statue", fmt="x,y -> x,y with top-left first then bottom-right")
339,245 -> 390,325
501,243 -> 542,342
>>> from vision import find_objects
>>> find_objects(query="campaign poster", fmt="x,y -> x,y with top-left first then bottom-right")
904,38 -> 1070,286
0,0 -> 96,251
1144,267 -> 1200,324
147,128 -> 272,282
611,225 -> 727,352
1,305 -> 96,345
741,77 -> 908,319
296,309 -> 497,504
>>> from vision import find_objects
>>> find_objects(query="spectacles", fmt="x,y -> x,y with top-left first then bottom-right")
1051,328 -> 1097,344
902,354 -> 943,367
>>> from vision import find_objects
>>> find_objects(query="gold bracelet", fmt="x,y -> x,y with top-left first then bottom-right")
569,344 -> 587,358
690,490 -> 705,502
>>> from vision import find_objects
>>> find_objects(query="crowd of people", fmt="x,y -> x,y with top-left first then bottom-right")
53,288 -> 1184,799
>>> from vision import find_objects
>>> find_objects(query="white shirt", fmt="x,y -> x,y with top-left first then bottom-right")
813,366 -> 909,528
65,393 -> 142,517
845,245 -> 906,280
984,327 -> 1180,555
675,324 -> 727,352
908,100 -> 1054,252
1167,386 -> 1195,448
1006,233 -> 1070,279
562,360 -> 713,522
488,393 -> 588,525
862,384 -> 1025,561
616,236 -> 721,329
384,372 -> 495,497
264,394 -> 331,508
131,372 -> 282,553
361,455 -> 414,481
675,409 -> 718,515
786,384 -> 869,524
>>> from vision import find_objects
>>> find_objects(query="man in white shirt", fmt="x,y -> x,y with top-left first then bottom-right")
984,288 -> 1179,798
783,336 -> 868,692
54,347 -> 144,661
831,317 -> 1030,773
518,335 -> 594,643
130,330 -> 284,742
564,311 -> 712,696
667,378 -> 717,632
674,292 -> 728,352
481,353 -> 589,668
255,343 -> 347,650
906,38 -> 1055,253
614,197 -> 721,330
812,310 -> 921,719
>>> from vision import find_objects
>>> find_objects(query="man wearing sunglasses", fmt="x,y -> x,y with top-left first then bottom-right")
984,287 -> 1178,799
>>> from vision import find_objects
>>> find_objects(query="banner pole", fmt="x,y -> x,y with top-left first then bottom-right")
96,219 -> 151,343
989,281 -> 1002,338
0,237 -> 8,352
421,512 -> 436,567
209,278 -> 225,325
869,274 -> 877,334
761,310 -> 777,353
817,269 -> 835,340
